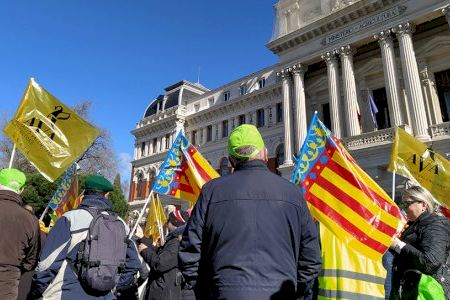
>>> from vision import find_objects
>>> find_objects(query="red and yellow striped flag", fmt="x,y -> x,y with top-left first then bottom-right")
152,131 -> 219,206
292,113 -> 404,260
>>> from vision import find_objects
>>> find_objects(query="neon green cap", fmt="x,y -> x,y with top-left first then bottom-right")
0,168 -> 26,192
228,124 -> 265,160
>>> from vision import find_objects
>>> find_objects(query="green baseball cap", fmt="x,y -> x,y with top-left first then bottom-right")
228,124 -> 265,160
84,175 -> 113,192
0,168 -> 26,192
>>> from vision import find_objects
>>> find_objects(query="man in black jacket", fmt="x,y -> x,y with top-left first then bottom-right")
179,124 -> 322,300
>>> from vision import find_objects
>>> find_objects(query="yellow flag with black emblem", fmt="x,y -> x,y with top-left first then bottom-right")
3,79 -> 100,181
388,127 -> 450,209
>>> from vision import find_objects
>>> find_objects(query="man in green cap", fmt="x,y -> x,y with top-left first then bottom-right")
179,124 -> 321,300
0,168 -> 40,300
31,174 -> 140,299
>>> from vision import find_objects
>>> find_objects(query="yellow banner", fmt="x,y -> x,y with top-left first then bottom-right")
3,79 -> 100,181
144,194 -> 167,241
388,127 -> 450,209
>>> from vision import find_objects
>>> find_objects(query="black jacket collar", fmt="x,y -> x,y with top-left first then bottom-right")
234,159 -> 269,171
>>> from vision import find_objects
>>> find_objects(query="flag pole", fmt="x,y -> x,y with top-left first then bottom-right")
8,144 -> 16,168
392,171 -> 396,200
129,189 -> 154,239
39,205 -> 50,222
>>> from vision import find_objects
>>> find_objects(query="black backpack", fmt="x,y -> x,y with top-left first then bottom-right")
72,207 -> 129,295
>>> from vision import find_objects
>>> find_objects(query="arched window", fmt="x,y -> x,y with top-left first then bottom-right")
136,172 -> 144,199
219,157 -> 229,176
275,144 -> 285,168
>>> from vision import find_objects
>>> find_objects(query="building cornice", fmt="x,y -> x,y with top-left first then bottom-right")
267,0 -> 400,55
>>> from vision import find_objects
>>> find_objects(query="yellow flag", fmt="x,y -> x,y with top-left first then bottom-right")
3,79 -> 100,181
388,127 -> 450,209
144,194 -> 167,241
318,225 -> 386,300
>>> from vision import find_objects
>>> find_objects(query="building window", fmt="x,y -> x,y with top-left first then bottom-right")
258,78 -> 266,89
238,114 -> 246,125
219,157 -> 229,176
222,120 -> 229,137
322,103 -> 331,130
165,134 -> 170,149
276,103 -> 283,123
208,97 -> 215,106
372,88 -> 391,130
191,130 -> 197,145
140,142 -> 145,157
194,104 -> 200,112
152,138 -> 157,154
256,109 -> 265,128
239,84 -> 247,96
224,91 -> 230,101
435,69 -> 450,122
207,125 -> 212,142
136,173 -> 144,199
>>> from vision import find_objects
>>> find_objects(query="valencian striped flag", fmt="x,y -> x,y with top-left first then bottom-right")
48,163 -> 78,210
292,113 -> 404,260
152,131 -> 219,206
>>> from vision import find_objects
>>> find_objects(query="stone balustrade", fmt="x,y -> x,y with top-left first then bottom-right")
342,128 -> 395,149
430,122 -> 450,138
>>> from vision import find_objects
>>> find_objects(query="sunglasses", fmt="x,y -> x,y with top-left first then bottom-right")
399,200 -> 422,209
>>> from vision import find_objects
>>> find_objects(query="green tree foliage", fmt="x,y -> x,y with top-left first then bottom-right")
109,174 -> 129,219
21,173 -> 61,214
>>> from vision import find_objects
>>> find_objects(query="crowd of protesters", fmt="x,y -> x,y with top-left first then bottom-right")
0,124 -> 449,300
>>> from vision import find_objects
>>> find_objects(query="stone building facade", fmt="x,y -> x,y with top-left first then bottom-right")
129,0 -> 450,210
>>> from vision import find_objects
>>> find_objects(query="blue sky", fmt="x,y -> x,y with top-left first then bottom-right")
0,1 -> 278,181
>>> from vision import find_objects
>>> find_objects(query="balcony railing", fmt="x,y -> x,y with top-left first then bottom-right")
430,121 -> 450,138
342,127 -> 395,150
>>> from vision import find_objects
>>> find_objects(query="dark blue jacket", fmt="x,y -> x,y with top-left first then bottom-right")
179,160 -> 321,300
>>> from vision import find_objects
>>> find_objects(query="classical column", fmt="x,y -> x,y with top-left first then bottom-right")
374,30 -> 405,126
322,51 -> 343,138
203,127 -> 208,144
338,45 -> 361,136
156,137 -> 161,153
392,23 -> 429,139
149,140 -> 154,156
443,6 -> 450,29
134,145 -> 138,160
291,63 -> 308,154
277,68 -> 293,165
228,118 -> 234,135
162,136 -> 167,151
420,66 -> 443,125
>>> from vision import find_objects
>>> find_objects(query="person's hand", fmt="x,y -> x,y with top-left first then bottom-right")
390,237 -> 401,250
138,243 -> 148,253
135,224 -> 144,239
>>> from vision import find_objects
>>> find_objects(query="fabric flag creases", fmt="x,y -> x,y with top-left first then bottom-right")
3,79 -> 100,181
388,127 -> 450,212
292,113 -> 404,260
152,131 -> 219,206
368,94 -> 379,129
144,194 -> 167,242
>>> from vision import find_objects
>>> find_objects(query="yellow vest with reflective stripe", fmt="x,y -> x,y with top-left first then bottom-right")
318,225 -> 387,300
